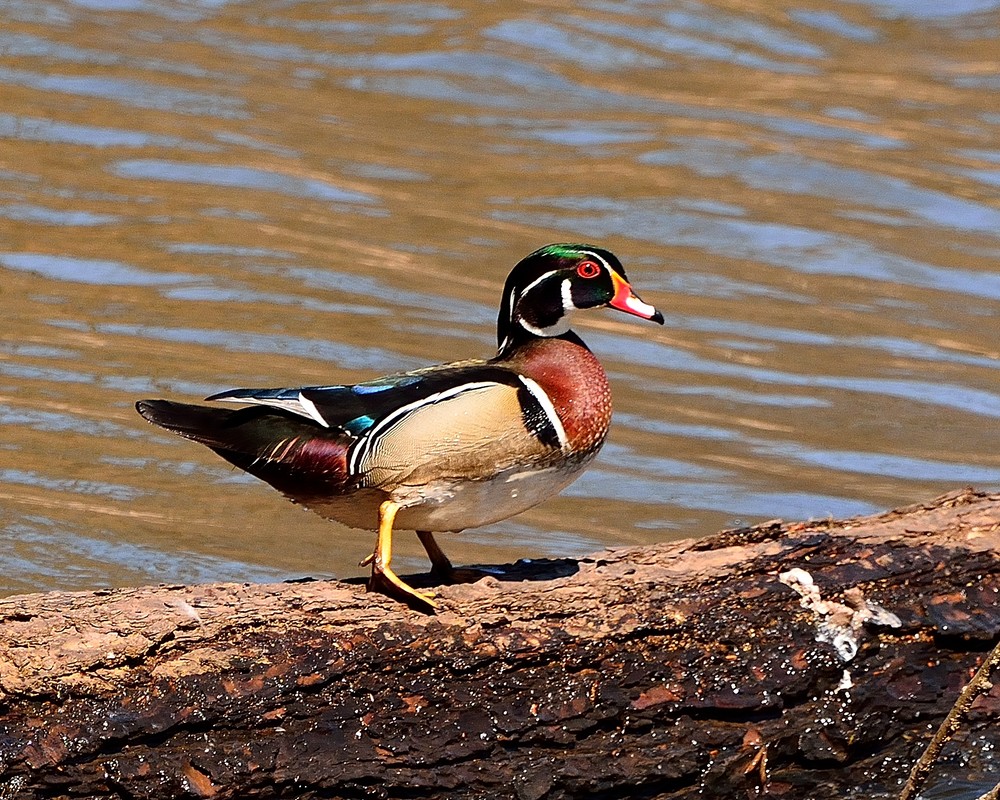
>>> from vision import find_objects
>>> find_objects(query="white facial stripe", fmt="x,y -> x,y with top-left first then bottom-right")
560,278 -> 578,312
348,381 -> 499,475
517,376 -> 568,450
297,392 -> 330,428
584,250 -> 612,271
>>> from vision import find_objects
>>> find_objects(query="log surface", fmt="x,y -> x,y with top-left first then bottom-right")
1,489 -> 999,799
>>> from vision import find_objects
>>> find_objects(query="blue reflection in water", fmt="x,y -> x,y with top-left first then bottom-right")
654,313 -> 1000,370
956,166 -> 1000,190
599,441 -> 729,481
0,30 -> 122,64
341,63 -> 582,110
0,517 -> 288,594
663,384 -> 830,408
458,519 -> 605,560
286,267 -> 495,325
843,0 -> 1000,19
787,9 -> 880,42
754,443 -> 1000,483
662,314 -> 837,345
824,106 -> 880,123
613,411 -> 1000,485
95,323 -> 425,374
0,343 -> 226,399
162,286 -> 382,317
483,20 -> 664,70
642,138 -> 1000,234
165,243 -> 295,259
467,99 -> 897,151
0,404 -> 140,438
0,253 -> 200,285
0,342 -> 76,359
594,333 -> 1000,418
342,162 -> 429,182
660,7 -> 827,58
112,159 -> 378,206
99,455 -> 254,483
0,203 -> 119,226
0,67 -> 247,117
212,130 -> 299,158
570,16 -> 822,74
645,270 -> 812,304
494,198 -> 1000,299
0,113 -> 209,149
510,123 -> 652,148
355,61 -> 897,149
0,362 -> 93,384
567,468 -> 881,519
0,468 -> 144,501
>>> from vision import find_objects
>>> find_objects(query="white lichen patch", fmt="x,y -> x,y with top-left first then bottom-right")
778,568 -> 902,663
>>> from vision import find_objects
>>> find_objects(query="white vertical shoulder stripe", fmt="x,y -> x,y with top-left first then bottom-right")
517,375 -> 569,450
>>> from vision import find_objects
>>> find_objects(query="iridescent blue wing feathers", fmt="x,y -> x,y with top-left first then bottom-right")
205,364 -> 557,444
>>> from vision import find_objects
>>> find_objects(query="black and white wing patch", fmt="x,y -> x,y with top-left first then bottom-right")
207,364 -> 568,480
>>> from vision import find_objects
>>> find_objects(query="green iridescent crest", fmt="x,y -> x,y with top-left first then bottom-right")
537,243 -> 600,260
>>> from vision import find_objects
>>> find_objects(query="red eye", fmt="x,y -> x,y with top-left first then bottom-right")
576,260 -> 601,279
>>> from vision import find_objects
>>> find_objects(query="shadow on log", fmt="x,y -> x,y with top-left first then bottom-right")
1,488 -> 999,799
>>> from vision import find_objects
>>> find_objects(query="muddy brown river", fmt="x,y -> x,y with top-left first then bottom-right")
1,1 -> 998,607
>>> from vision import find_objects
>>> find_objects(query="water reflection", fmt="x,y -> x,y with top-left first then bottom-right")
495,198 -> 1000,299
113,159 -> 379,206
641,139 -> 1000,233
0,0 -> 997,609
0,112 -> 201,148
0,253 -> 199,284
0,67 -> 247,116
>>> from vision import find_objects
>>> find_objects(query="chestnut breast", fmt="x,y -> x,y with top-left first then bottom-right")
505,337 -> 612,453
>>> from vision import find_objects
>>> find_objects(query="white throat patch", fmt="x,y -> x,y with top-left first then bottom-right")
517,314 -> 572,338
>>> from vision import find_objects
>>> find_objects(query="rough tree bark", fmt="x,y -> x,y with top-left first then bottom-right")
1,489 -> 999,800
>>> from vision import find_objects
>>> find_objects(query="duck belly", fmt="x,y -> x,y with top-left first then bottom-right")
393,461 -> 587,532
302,460 -> 590,533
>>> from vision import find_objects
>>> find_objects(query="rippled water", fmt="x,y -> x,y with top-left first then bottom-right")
2,0 -> 999,597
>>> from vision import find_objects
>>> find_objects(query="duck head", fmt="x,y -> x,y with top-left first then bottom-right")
497,243 -> 664,352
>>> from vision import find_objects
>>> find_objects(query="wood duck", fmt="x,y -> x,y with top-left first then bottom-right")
136,244 -> 663,611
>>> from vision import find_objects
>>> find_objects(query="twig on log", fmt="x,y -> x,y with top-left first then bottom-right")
899,637 -> 1000,800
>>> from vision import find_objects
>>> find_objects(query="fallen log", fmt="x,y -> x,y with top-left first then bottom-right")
1,488 -> 999,799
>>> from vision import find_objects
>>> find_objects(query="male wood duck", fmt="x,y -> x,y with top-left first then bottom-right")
137,244 -> 663,611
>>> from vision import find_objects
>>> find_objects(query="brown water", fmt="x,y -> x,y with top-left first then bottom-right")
2,0 -> 999,595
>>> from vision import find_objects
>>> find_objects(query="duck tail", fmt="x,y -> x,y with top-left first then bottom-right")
137,399 -> 352,498
135,399 -> 245,447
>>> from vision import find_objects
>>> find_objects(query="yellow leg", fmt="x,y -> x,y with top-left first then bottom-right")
366,500 -> 438,611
